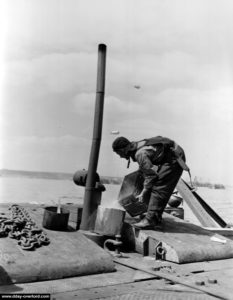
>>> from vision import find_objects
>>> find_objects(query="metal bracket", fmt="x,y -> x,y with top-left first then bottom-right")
155,241 -> 166,260
104,234 -> 123,258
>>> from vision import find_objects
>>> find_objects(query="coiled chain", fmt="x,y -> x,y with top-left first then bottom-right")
0,204 -> 50,250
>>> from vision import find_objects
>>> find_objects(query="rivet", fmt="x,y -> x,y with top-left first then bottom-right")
195,280 -> 205,286
208,278 -> 218,284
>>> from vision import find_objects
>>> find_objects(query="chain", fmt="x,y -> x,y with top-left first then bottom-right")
0,204 -> 50,251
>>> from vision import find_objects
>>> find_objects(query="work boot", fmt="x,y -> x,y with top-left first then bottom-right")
133,217 -> 161,229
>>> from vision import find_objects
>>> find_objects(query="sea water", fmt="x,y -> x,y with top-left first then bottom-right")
0,176 -> 232,225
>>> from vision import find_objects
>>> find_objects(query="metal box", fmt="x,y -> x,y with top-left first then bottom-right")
118,171 -> 149,217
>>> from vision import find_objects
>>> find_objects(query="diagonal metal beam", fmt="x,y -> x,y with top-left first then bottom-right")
183,180 -> 227,228
176,179 -> 219,227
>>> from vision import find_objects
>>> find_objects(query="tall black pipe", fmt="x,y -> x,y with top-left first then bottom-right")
80,44 -> 107,231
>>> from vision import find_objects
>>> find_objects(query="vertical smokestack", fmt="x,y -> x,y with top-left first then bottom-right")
80,44 -> 107,231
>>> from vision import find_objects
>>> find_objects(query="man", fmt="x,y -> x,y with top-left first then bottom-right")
112,136 -> 189,229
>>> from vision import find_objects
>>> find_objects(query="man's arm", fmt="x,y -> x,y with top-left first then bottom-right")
135,149 -> 158,201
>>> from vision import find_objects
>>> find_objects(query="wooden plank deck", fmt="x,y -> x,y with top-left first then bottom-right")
1,254 -> 233,299
1,203 -> 233,299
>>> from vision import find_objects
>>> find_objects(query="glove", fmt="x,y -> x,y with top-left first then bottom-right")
136,189 -> 150,203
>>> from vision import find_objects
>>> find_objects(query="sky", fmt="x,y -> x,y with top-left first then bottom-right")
1,0 -> 233,185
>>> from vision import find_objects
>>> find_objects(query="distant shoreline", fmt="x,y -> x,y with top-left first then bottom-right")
0,169 -> 123,185
0,169 -> 226,189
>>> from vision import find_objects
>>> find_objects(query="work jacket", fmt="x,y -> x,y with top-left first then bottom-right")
134,136 -> 187,190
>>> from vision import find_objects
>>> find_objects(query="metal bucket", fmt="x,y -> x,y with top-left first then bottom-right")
42,206 -> 70,230
168,194 -> 183,208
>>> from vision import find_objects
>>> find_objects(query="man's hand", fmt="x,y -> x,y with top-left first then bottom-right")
136,189 -> 149,203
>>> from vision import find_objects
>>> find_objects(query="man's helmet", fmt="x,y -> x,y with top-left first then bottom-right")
112,136 -> 130,152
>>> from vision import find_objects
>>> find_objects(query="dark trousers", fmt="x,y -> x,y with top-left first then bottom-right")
146,161 -> 183,221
